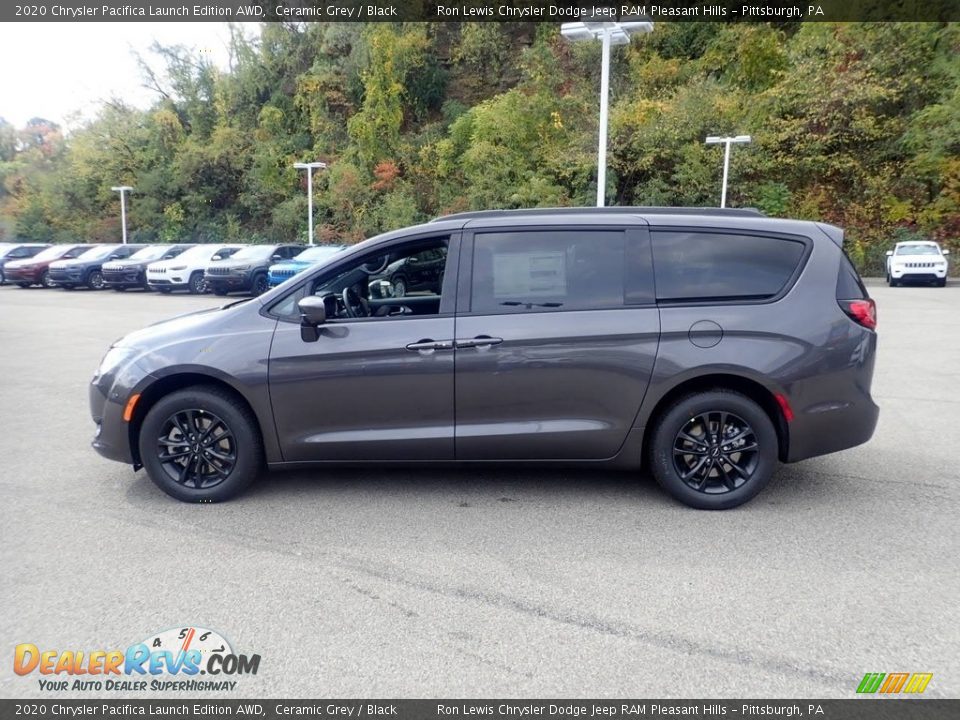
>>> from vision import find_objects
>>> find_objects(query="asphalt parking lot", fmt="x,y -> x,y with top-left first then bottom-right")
0,280 -> 957,699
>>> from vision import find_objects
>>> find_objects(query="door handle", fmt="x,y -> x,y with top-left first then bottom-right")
455,335 -> 503,349
405,339 -> 454,352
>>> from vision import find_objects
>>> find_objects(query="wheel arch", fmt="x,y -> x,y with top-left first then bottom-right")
128,371 -> 269,468
641,373 -> 790,463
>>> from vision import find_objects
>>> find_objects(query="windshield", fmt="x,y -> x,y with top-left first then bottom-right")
896,244 -> 940,256
229,245 -> 276,261
31,245 -> 74,262
174,245 -> 228,262
128,245 -> 169,261
294,246 -> 343,262
76,245 -> 115,261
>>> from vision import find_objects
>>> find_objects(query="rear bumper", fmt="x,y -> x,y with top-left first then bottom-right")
786,387 -> 879,463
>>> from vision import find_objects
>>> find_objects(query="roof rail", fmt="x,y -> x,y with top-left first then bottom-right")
430,206 -> 766,223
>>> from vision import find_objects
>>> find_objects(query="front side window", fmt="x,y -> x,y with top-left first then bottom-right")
651,231 -> 806,302
470,230 -> 626,314
280,237 -> 449,321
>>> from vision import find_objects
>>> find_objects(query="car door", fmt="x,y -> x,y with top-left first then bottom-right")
453,222 -> 660,460
267,233 -> 460,462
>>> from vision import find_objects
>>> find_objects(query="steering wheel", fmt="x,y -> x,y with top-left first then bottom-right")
342,286 -> 368,318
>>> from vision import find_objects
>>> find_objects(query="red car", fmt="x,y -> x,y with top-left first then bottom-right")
4,244 -> 90,288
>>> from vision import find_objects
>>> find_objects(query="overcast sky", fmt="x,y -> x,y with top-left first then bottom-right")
0,23 -> 257,130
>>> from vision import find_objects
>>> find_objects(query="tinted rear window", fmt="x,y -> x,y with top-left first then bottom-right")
651,231 -> 806,302
836,251 -> 868,300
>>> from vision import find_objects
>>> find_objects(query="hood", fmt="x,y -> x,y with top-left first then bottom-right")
117,300 -> 254,350
892,253 -> 945,261
4,258 -> 37,270
209,258 -> 268,270
104,258 -> 148,270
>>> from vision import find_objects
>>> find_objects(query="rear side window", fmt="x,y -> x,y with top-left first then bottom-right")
836,251 -> 868,300
470,230 -> 625,314
651,231 -> 806,302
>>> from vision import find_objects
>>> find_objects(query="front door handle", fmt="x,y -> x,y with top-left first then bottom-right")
455,335 -> 503,349
405,339 -> 454,352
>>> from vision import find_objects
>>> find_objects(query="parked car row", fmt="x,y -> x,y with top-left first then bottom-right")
2,242 -> 348,296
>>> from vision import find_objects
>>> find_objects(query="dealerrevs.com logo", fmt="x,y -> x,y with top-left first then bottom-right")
14,627 -> 260,692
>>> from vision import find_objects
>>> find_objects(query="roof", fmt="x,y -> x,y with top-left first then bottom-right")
431,206 -> 765,223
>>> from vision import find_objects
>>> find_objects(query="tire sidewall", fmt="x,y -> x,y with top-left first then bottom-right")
189,271 -> 206,295
87,270 -> 104,290
650,391 -> 778,510
138,387 -> 262,503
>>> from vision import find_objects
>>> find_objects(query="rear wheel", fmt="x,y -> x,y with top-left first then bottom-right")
139,386 -> 263,503
188,271 -> 208,295
649,390 -> 778,510
86,270 -> 105,290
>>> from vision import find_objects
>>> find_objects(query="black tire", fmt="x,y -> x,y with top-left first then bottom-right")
648,390 -> 778,510
251,273 -> 269,296
937,278 -> 946,287
391,276 -> 407,298
0,269 -> 5,284
138,386 -> 263,503
188,271 -> 207,295
40,270 -> 55,289
86,270 -> 105,290
890,277 -> 899,287
213,289 -> 228,296
17,282 -> 31,288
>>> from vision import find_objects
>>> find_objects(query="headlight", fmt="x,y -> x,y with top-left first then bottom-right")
231,264 -> 252,272
169,265 -> 187,271
93,346 -> 136,382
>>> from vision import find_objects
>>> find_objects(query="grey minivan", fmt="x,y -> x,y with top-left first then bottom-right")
90,208 -> 878,509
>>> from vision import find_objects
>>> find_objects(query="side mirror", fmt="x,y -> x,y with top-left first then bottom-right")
109,253 -> 121,260
885,251 -> 893,256
298,296 -> 326,342
942,249 -> 950,255
272,254 -> 282,261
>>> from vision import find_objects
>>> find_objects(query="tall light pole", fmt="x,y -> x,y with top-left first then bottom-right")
110,186 -> 133,244
293,162 -> 326,246
561,17 -> 654,207
705,135 -> 751,208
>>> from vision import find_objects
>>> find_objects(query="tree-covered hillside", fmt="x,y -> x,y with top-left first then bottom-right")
1,21 -> 958,273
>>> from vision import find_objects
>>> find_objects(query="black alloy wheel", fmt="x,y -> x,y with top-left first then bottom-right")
41,270 -> 55,288
139,386 -> 263,502
252,273 -> 269,296
156,409 -> 236,490
672,411 -> 759,494
649,390 -> 777,510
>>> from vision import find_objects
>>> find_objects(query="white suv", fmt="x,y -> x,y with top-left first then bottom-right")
146,244 -> 245,294
886,241 -> 949,287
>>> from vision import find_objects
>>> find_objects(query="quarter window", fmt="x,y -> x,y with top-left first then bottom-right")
651,231 -> 805,302
470,231 -> 626,314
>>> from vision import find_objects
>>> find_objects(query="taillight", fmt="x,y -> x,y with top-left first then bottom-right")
841,299 -> 877,330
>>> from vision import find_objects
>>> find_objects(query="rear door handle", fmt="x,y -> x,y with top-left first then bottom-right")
405,339 -> 454,352
455,335 -> 503,349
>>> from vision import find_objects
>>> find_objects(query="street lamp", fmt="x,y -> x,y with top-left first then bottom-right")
561,16 -> 654,207
293,161 -> 327,246
110,186 -> 133,244
704,135 -> 752,208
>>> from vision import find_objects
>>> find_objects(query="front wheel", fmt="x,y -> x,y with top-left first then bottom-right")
86,270 -> 105,290
41,270 -> 55,289
649,390 -> 778,510
188,271 -> 208,295
138,386 -> 263,503
937,278 -> 946,287
17,282 -> 31,288
251,273 -> 269,296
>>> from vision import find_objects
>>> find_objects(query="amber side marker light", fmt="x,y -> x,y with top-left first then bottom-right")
123,394 -> 141,422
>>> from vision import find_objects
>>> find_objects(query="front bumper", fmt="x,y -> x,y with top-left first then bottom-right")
890,265 -> 947,280
103,268 -> 145,287
48,269 -> 83,285
4,267 -> 41,284
146,276 -> 189,290
206,273 -> 253,292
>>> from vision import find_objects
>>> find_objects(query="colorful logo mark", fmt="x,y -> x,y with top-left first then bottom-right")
857,672 -> 933,694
